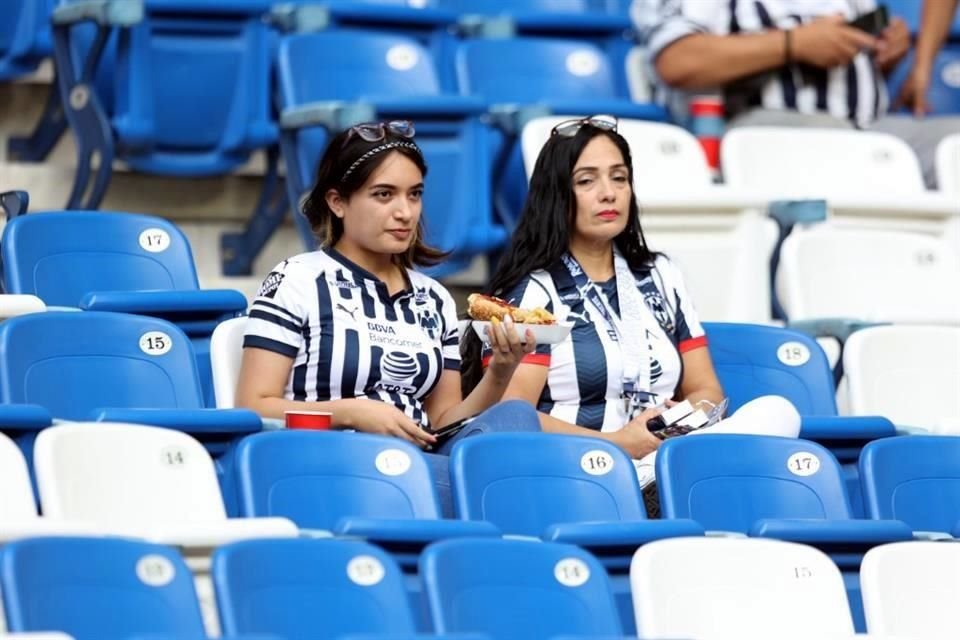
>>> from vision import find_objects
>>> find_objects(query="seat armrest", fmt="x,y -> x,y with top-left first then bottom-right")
52,0 -> 144,26
90,408 -> 262,435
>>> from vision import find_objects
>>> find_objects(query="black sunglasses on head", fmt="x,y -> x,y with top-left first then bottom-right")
550,114 -> 618,137
343,120 -> 416,147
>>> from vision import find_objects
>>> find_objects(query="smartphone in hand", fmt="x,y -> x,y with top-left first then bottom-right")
848,5 -> 889,37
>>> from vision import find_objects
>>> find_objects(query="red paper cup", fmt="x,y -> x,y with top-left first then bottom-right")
284,410 -> 333,430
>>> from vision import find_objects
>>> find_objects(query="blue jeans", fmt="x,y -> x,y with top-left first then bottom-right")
423,399 -> 541,518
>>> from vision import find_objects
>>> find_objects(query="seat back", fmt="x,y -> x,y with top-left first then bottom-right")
521,116 -> 712,188
632,537 -> 854,638
0,311 -> 204,419
1,537 -> 205,639
0,430 -> 39,521
450,433 -> 646,536
110,1 -> 276,172
657,434 -> 853,531
703,322 -> 837,415
937,132 -> 960,195
721,127 -> 925,194
777,225 -> 960,323
2,212 -> 201,306
0,295 -> 46,319
456,37 -> 617,102
0,0 -> 53,80
34,422 -> 227,525
861,541 -> 960,637
236,431 -> 442,527
210,316 -> 246,409
214,538 -> 415,638
422,538 -> 622,639
845,325 -> 960,432
860,436 -> 960,531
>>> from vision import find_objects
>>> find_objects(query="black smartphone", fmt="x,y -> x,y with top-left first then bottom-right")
424,415 -> 476,451
848,5 -> 889,36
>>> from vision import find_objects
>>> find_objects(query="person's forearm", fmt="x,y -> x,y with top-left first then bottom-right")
655,31 -> 788,90
681,386 -> 726,409
434,369 -> 512,428
238,395 -> 355,426
914,0 -> 959,72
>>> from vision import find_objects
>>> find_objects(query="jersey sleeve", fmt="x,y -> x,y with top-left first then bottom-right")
639,0 -> 731,78
655,255 -> 707,353
243,260 -> 310,358
482,274 -> 555,367
436,284 -> 461,371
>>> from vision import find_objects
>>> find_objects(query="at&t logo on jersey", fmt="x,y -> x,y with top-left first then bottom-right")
377,351 -> 420,393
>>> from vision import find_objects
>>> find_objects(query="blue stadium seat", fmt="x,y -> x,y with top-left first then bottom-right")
703,322 -> 896,516
238,28 -> 506,278
0,0 -> 53,80
450,432 -> 703,634
657,433 -> 913,632
885,0 -> 960,38
214,538 -> 417,640
454,36 -> 664,227
888,46 -> 960,116
1,537 -> 206,639
421,538 -> 623,640
0,311 -> 262,514
1,210 -> 247,406
860,436 -> 960,535
48,0 -> 278,209
441,0 -> 631,35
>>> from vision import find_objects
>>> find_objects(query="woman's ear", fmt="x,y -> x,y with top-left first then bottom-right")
325,189 -> 345,219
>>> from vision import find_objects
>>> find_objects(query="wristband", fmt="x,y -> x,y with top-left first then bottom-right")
784,29 -> 793,64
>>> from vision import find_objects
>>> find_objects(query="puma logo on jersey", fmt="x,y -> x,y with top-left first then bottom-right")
336,303 -> 358,321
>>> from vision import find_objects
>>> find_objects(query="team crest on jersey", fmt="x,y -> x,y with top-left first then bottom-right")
377,351 -> 420,393
643,290 -> 674,334
257,271 -> 284,299
412,288 -> 441,340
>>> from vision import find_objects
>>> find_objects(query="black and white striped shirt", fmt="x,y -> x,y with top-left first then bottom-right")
636,0 -> 888,127
243,248 -> 460,427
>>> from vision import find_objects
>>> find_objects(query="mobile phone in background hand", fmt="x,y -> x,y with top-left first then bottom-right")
848,5 -> 889,37
423,415 -> 476,451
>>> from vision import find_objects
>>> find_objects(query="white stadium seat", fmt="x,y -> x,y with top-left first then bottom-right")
210,316 -> 247,409
861,541 -> 960,639
631,537 -> 855,639
844,325 -> 960,433
0,295 -> 45,320
936,133 -> 960,195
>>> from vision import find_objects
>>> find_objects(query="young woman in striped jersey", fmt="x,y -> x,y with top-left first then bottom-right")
237,122 -> 540,464
462,116 -> 800,512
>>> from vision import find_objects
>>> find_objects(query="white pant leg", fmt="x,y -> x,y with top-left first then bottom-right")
633,395 -> 801,486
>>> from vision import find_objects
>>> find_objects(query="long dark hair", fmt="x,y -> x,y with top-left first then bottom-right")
461,125 -> 657,394
301,125 -> 446,269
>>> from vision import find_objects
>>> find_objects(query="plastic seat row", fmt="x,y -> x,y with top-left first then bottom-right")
1,533 -> 952,640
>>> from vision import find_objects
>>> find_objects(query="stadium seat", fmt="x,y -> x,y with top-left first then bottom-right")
776,224 -> 960,324
656,433 -> 913,631
721,127 -> 925,195
1,210 -> 248,406
214,538 -> 418,639
235,28 -> 505,278
522,117 -> 777,322
442,0 -> 631,35
34,423 -> 297,546
886,0 -> 960,36
704,322 -> 897,514
450,432 -> 703,634
421,538 -> 623,640
210,316 -> 247,409
844,325 -> 960,433
888,45 -> 960,117
454,36 -> 664,227
0,295 -> 45,319
235,430 -> 498,548
0,537 -> 207,639
0,0 -> 53,80
48,0 -> 277,210
861,541 -> 960,637
0,311 -> 262,483
631,537 -> 855,638
860,435 -> 960,534
937,133 -> 960,194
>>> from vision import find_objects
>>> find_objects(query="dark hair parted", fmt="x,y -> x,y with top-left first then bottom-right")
461,125 -> 657,394
301,125 -> 446,269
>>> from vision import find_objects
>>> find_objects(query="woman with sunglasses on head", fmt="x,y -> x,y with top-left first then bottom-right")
462,115 -> 799,512
237,122 -> 541,502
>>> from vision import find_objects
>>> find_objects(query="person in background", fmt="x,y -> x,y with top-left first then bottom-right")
633,0 -> 960,187
896,0 -> 960,116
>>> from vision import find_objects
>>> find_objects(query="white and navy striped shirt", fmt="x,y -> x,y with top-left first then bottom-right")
635,0 -> 888,128
489,255 -> 706,432
243,248 -> 460,427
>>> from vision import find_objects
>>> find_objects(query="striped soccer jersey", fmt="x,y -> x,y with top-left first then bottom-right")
637,0 -> 887,128
243,248 -> 460,427
500,255 -> 707,432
